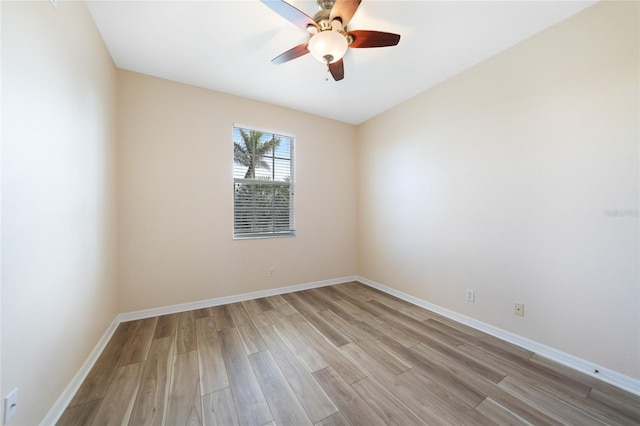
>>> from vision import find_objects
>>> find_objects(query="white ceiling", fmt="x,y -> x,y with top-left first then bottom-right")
87,0 -> 597,125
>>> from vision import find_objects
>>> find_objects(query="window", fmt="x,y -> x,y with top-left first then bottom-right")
233,126 -> 295,238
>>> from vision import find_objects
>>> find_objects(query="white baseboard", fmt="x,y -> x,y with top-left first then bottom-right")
40,275 -> 357,425
117,275 -> 358,322
357,275 -> 640,397
41,318 -> 120,425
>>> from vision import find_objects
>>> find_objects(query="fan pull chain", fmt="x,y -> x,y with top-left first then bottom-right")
325,67 -> 330,82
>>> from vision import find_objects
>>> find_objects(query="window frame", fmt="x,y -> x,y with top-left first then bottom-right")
232,125 -> 295,240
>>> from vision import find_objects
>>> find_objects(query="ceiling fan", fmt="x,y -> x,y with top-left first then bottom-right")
261,0 -> 401,81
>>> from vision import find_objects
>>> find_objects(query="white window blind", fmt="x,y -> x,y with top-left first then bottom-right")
233,126 -> 295,238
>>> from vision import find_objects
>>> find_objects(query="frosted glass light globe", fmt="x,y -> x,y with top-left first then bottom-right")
308,31 -> 348,64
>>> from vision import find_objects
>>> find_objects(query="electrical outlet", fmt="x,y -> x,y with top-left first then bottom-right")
268,267 -> 276,277
4,388 -> 18,423
514,303 -> 524,316
465,289 -> 475,302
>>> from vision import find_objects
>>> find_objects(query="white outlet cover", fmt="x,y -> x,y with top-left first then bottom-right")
514,303 -> 525,316
4,388 -> 18,423
465,289 -> 475,302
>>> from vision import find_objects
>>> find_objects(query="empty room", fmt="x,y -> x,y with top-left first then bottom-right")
1,0 -> 639,424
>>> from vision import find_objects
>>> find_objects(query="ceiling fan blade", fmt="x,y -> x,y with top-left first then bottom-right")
328,59 -> 344,81
260,0 -> 319,31
272,42 -> 309,64
330,0 -> 362,27
347,30 -> 401,48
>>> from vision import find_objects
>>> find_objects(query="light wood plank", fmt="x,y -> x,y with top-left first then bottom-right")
305,289 -> 358,323
255,297 -> 276,311
265,294 -> 297,316
69,321 -> 137,406
485,390 -> 564,425
400,368 -> 496,426
343,318 -> 419,368
364,289 -> 435,322
414,337 -> 505,383
120,317 -> 157,366
296,289 -> 334,312
328,284 -> 389,316
259,325 -> 338,423
176,310 -> 197,354
457,343 -> 592,400
57,400 -> 100,426
267,309 -> 329,373
242,299 -> 273,328
476,397 -> 534,426
498,376 -> 605,425
166,351 -> 202,426
153,313 -> 178,339
338,316 -> 497,421
333,299 -> 379,323
236,325 -> 268,354
286,294 -> 351,347
408,342 -> 493,408
194,307 -> 213,319
474,337 -> 590,397
316,285 -> 348,302
249,350 -> 313,426
227,302 -> 254,328
212,305 -> 235,331
475,332 -> 535,361
353,311 -> 428,349
508,374 -> 639,425
339,342 -> 463,425
319,310 -> 411,375
314,411 -> 350,426
531,354 -> 640,423
227,302 -> 267,353
588,387 -> 640,423
349,314 -> 422,355
324,302 -> 365,326
219,328 -> 273,426
91,363 -> 144,425
202,387 -> 239,426
339,282 -> 375,300
313,367 -> 387,426
300,289 -> 362,325
351,376 -> 424,425
129,336 -> 174,426
288,313 -> 367,384
196,317 -> 229,395
370,300 -> 463,347
345,334 -> 494,426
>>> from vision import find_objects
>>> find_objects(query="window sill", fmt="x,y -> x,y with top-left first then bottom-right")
233,232 -> 296,240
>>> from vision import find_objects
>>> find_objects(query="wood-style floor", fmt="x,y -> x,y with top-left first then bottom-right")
58,282 -> 640,425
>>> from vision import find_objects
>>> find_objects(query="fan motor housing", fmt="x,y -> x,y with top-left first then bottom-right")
312,9 -> 332,29
317,0 -> 335,11
312,8 -> 348,36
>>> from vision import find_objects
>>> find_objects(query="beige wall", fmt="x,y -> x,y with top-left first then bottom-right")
1,1 -> 119,424
357,0 -> 639,379
117,70 -> 357,312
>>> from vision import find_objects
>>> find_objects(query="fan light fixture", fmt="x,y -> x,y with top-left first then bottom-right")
261,0 -> 401,81
308,30 -> 348,64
